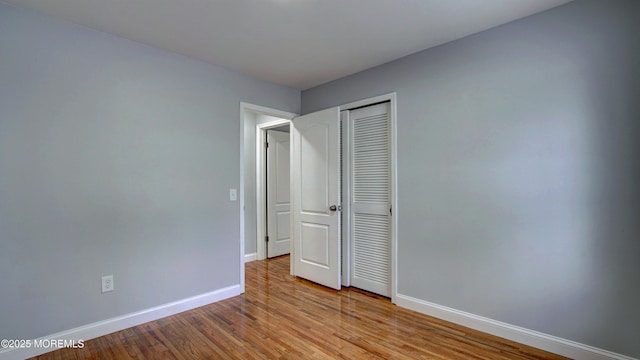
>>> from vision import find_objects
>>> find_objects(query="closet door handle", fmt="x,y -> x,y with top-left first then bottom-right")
329,205 -> 337,212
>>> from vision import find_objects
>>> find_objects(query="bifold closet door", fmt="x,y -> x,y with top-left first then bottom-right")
350,102 -> 391,297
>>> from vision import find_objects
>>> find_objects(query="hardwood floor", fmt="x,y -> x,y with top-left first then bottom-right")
33,255 -> 567,359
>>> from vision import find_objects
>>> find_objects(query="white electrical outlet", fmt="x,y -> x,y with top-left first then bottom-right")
229,188 -> 237,201
101,275 -> 114,293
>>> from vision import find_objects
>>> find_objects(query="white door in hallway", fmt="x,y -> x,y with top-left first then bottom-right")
266,129 -> 291,258
291,107 -> 341,290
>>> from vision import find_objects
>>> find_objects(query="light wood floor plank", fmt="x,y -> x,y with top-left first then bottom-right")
32,255 -> 567,359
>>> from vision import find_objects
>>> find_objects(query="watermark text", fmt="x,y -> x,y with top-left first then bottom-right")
1,338 -> 84,350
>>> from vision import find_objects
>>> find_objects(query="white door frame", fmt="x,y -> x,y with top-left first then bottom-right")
339,93 -> 397,304
239,102 -> 297,292
257,120 -> 291,261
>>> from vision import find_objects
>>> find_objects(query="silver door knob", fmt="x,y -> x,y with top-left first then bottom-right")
329,205 -> 337,211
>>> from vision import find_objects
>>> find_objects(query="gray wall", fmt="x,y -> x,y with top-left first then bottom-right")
0,3 -> 299,341
303,0 -> 640,357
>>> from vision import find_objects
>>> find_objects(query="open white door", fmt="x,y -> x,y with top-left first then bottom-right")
266,130 -> 291,258
291,107 -> 341,290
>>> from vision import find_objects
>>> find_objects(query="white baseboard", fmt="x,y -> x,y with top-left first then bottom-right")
244,253 -> 257,262
396,294 -> 635,360
0,285 -> 242,360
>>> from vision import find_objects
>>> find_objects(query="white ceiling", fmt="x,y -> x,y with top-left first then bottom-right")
4,0 -> 572,90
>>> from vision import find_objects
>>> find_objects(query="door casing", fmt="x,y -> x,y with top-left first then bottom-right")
256,118 -> 292,262
240,102 -> 297,292
338,93 -> 397,303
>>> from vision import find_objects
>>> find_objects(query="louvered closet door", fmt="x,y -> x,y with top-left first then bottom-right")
350,102 -> 391,297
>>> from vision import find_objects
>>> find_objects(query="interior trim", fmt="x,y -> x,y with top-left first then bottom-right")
0,285 -> 241,360
396,294 -> 635,360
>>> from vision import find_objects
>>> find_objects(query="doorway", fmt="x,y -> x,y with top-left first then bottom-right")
243,105 -> 295,262
265,125 -> 291,258
239,103 -> 297,290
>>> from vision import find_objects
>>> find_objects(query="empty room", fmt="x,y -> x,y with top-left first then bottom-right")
1,0 -> 638,359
